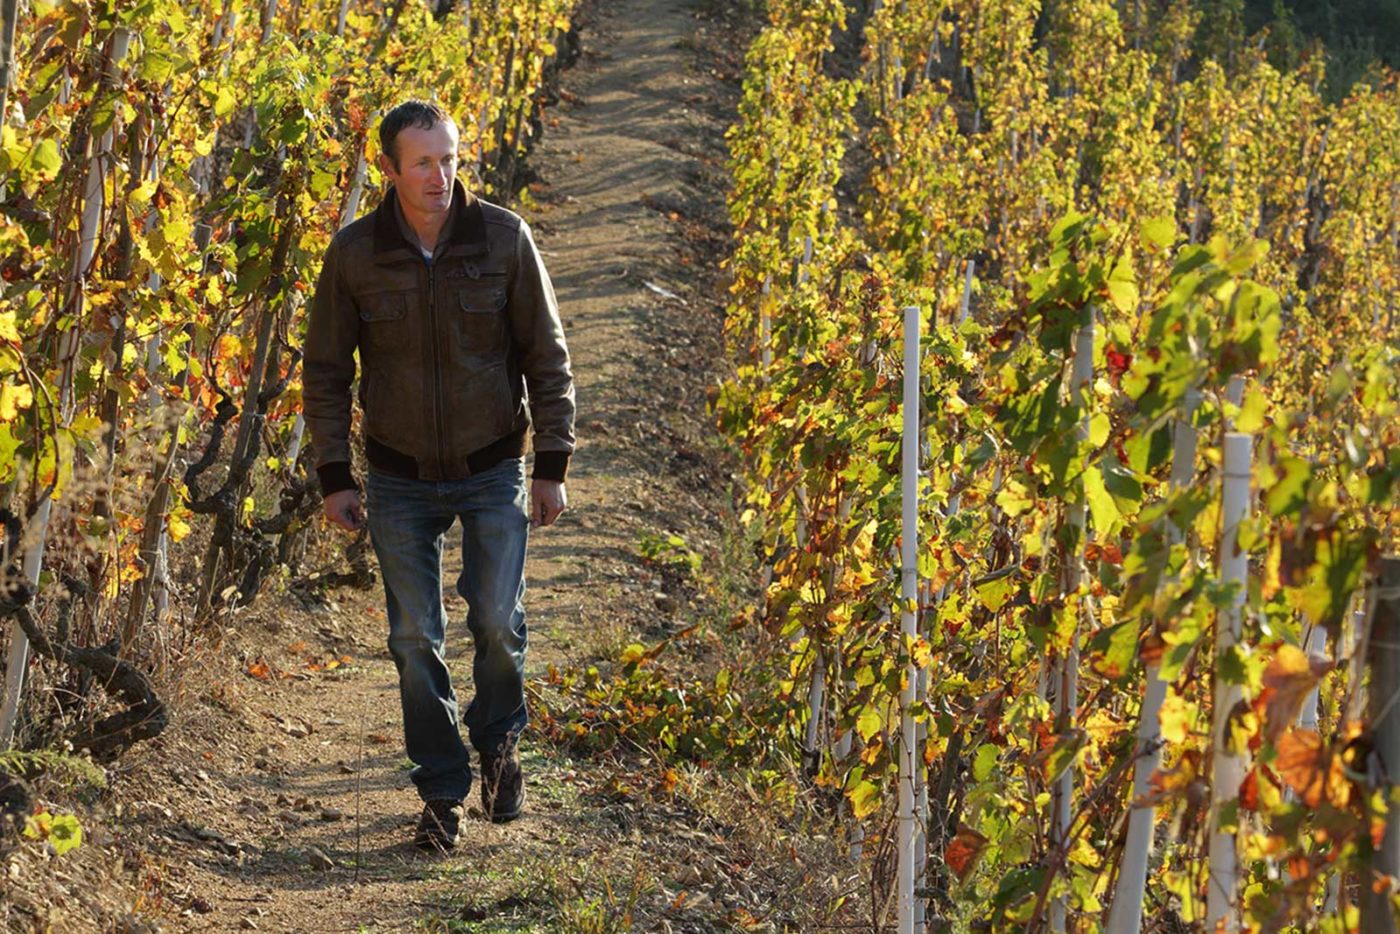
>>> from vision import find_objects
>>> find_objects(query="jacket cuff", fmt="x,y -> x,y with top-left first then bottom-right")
316,461 -> 358,496
532,451 -> 570,483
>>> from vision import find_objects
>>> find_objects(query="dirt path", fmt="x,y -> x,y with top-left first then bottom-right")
74,0 -> 748,930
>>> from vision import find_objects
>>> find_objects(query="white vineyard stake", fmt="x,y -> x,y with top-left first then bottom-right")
897,305 -> 921,934
1,29 -> 130,748
1299,619 -> 1328,733
1207,432 -> 1253,930
1050,318 -> 1094,932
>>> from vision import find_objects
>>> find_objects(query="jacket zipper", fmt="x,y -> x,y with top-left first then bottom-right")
427,258 -> 447,478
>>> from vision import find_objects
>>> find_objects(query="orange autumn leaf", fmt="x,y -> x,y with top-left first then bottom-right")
1084,542 -> 1123,565
246,660 -> 273,681
945,825 -> 988,882
1140,631 -> 1166,667
1275,728 -> 1350,808
1240,768 -> 1260,812
1033,719 -> 1055,751
1143,748 -> 1203,807
1258,644 -> 1331,743
1275,729 -> 1326,804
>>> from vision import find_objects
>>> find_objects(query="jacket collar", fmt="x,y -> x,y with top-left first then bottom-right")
372,177 -> 488,259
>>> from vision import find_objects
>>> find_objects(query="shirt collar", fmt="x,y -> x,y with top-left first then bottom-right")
372,177 -> 489,259
392,189 -> 454,258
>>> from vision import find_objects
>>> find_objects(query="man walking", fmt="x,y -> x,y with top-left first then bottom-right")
302,100 -> 575,850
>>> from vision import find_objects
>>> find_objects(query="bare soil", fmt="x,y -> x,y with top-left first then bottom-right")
0,0 -> 864,931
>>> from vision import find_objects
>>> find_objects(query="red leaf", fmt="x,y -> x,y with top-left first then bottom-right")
945,826 -> 988,882
1239,768 -> 1260,812
1105,346 -> 1133,381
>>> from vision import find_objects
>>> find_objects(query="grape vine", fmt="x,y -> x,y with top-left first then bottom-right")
718,0 -> 1399,926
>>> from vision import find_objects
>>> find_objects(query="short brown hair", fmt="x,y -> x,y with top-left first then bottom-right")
379,100 -> 455,171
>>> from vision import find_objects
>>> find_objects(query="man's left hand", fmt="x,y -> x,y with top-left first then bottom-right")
530,479 -> 567,528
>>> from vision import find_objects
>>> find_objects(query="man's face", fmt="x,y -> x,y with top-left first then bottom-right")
381,120 -> 460,217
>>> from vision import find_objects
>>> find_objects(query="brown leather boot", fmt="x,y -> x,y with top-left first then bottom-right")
413,798 -> 463,851
480,739 -> 524,823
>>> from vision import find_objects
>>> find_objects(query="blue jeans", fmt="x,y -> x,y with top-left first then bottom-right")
364,457 -> 530,804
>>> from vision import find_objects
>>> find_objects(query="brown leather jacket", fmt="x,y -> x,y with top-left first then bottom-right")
302,179 -> 575,494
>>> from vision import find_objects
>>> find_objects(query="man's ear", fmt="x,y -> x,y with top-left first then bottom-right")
377,152 -> 396,178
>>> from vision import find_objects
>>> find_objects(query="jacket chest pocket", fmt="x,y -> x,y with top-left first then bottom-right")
454,276 -> 508,357
357,289 -> 412,357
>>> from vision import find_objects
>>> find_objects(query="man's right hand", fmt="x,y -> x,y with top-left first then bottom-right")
324,489 -> 366,533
